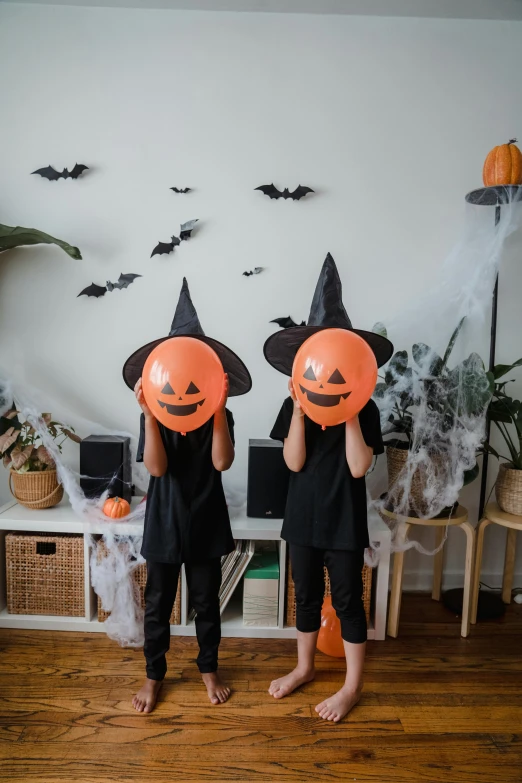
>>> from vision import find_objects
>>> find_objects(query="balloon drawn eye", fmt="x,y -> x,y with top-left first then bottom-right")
327,369 -> 346,384
161,382 -> 175,394
303,365 -> 317,381
185,381 -> 200,395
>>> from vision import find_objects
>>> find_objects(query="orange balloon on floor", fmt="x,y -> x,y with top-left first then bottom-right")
142,336 -> 224,433
292,328 -> 377,428
317,596 -> 345,658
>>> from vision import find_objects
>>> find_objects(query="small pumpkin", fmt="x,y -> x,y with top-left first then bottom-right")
103,496 -> 131,519
483,139 -> 522,186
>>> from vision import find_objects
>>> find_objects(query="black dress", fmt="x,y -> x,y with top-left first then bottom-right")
270,397 -> 383,551
137,410 -> 235,564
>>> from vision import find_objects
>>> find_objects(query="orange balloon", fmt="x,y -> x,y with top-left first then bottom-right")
142,337 -> 224,433
292,329 -> 377,428
317,596 -> 345,658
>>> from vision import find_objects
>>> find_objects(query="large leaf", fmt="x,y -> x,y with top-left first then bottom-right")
372,322 -> 388,338
412,343 -> 443,376
0,224 -> 81,260
448,353 -> 491,417
463,463 -> 479,485
384,351 -> 409,386
493,358 -> 522,380
489,398 -> 518,423
441,317 -> 465,370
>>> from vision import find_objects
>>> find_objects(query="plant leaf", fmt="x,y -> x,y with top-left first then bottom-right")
36,445 -> 55,466
372,322 -> 388,338
493,358 -> 522,380
384,351 -> 409,385
412,343 -> 443,376
441,317 -> 465,370
0,427 -> 18,453
0,224 -> 81,260
463,463 -> 480,485
63,428 -> 82,444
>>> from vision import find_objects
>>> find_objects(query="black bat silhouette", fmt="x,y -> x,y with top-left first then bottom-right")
78,273 -> 141,298
170,187 -> 192,193
31,164 -> 89,181
255,184 -> 314,201
243,267 -> 264,277
270,316 -> 306,328
151,219 -> 198,257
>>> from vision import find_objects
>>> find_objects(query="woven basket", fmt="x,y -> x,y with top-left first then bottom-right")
9,469 -> 63,510
285,558 -> 372,628
6,533 -> 84,616
495,463 -> 522,516
386,445 -> 445,518
96,540 -> 181,625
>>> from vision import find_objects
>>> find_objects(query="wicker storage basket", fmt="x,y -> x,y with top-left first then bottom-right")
286,558 -> 372,627
9,469 -> 63,510
6,532 -> 84,616
495,463 -> 522,516
386,445 -> 445,517
96,540 -> 181,625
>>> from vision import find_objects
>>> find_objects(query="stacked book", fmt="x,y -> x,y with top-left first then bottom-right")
188,540 -> 255,621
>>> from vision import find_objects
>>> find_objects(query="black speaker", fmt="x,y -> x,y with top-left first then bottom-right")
80,435 -> 132,502
247,439 -> 290,519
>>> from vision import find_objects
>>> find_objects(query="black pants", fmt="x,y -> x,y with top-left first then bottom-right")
144,558 -> 222,680
290,544 -> 367,644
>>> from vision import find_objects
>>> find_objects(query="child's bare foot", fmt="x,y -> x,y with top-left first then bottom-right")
315,685 -> 362,722
132,678 -> 162,713
202,671 -> 231,704
268,667 -> 315,699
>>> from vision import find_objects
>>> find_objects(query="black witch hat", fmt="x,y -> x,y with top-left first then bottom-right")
264,253 -> 393,375
123,277 -> 252,396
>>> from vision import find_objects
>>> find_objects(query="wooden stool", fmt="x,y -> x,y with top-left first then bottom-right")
471,502 -> 522,624
381,505 -> 475,638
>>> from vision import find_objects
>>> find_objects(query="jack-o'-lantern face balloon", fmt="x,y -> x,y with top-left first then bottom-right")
142,336 -> 224,432
292,329 -> 377,428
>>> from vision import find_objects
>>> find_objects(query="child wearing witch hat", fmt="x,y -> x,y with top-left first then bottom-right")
264,254 -> 393,722
123,278 -> 251,712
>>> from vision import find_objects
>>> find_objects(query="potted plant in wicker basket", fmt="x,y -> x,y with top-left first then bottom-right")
374,320 -> 491,516
0,410 -> 81,509
484,358 -> 522,515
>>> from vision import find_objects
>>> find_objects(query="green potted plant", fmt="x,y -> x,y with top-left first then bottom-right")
374,320 -> 491,516
0,410 -> 81,509
0,223 -> 81,259
484,358 -> 522,515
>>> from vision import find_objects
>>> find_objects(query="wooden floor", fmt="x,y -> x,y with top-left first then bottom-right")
0,594 -> 521,783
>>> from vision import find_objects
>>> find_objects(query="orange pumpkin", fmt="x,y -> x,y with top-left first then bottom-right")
292,329 -> 378,428
483,139 -> 522,186
103,496 -> 131,519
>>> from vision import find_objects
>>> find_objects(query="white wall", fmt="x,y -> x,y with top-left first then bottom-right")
1,4 -> 522,588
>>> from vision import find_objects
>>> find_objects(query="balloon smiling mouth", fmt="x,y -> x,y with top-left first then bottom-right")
158,399 -> 206,416
299,386 -> 351,408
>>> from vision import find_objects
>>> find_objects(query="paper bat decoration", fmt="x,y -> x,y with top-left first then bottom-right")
78,273 -> 142,298
31,164 -> 89,181
151,219 -> 198,257
270,316 -> 306,328
170,187 -> 192,193
243,267 -> 264,277
255,184 -> 314,201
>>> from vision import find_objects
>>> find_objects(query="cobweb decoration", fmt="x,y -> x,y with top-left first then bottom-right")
369,189 -> 522,554
0,370 -> 245,646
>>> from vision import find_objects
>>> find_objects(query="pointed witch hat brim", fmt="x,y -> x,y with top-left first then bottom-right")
263,253 -> 393,376
123,278 -> 252,396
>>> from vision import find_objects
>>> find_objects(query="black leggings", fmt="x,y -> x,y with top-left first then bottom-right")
290,544 -> 367,644
144,558 -> 222,680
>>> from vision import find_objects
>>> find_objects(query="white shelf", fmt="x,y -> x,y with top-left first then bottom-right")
0,499 -> 391,640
